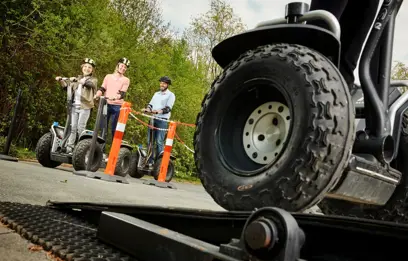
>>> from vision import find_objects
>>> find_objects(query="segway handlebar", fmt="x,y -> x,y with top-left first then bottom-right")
57,77 -> 78,82
94,95 -> 119,101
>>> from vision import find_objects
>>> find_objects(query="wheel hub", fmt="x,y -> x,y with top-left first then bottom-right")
243,102 -> 291,165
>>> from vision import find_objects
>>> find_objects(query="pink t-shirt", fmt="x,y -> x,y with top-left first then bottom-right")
102,74 -> 130,105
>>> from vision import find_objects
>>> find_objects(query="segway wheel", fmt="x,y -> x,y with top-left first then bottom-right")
153,158 -> 175,182
128,153 -> 144,179
193,43 -> 355,212
35,132 -> 62,168
114,147 -> 131,177
72,139 -> 103,172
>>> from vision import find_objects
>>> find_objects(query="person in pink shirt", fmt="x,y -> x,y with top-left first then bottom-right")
94,57 -> 131,142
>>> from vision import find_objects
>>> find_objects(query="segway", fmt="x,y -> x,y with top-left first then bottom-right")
35,78 -> 133,175
193,0 -> 408,223
35,77 -> 103,171
128,115 -> 176,182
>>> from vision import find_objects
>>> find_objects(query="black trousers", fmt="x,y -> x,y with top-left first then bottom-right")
309,0 -> 380,86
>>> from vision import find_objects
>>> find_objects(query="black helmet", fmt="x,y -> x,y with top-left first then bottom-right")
159,76 -> 171,85
118,57 -> 130,67
83,58 -> 96,68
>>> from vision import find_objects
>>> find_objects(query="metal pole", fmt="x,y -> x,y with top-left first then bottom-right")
3,88 -> 22,155
86,97 -> 105,171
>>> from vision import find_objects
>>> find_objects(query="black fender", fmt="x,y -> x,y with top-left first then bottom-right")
78,133 -> 105,144
156,151 -> 176,161
120,143 -> 133,151
212,24 -> 341,69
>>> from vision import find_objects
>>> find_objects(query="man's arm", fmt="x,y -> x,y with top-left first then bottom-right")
146,94 -> 156,112
158,93 -> 175,114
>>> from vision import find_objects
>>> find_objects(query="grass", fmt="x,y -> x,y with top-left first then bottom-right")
15,147 -> 37,160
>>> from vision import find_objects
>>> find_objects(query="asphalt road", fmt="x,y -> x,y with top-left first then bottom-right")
0,159 -> 225,261
0,158 -> 321,261
0,159 -> 225,211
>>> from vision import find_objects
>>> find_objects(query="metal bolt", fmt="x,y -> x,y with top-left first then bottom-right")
244,219 -> 276,250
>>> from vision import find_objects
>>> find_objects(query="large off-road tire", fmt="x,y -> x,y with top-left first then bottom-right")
128,153 -> 144,179
35,132 -> 62,168
319,113 -> 408,223
153,158 -> 175,182
193,43 -> 355,212
114,147 -> 131,177
72,139 -> 103,172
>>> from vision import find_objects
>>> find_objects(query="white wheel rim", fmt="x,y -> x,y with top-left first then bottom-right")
242,102 -> 291,164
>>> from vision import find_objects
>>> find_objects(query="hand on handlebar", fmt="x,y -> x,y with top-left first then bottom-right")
141,108 -> 161,114
55,76 -> 77,82
93,95 -> 117,101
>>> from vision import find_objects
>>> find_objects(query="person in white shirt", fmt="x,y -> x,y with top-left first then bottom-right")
141,76 -> 176,167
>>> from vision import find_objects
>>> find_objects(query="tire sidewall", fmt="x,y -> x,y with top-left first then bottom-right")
195,44 -> 354,210
72,139 -> 102,172
115,148 -> 131,177
154,158 -> 175,182
128,152 -> 144,178
36,132 -> 53,160
201,52 -> 318,190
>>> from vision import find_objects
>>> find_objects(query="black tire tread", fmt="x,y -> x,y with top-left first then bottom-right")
35,132 -> 62,168
72,139 -> 102,172
114,147 -> 131,177
193,43 -> 355,211
128,154 -> 144,179
153,158 -> 175,182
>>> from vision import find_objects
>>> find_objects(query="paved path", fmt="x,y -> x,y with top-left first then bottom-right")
0,159 -> 321,260
0,225 -> 52,261
0,160 -> 225,210
0,159 -> 227,260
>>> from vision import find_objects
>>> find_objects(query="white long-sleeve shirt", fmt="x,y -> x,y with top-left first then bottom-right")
148,89 -> 176,119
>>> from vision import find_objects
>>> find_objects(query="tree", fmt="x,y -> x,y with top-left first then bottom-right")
391,61 -> 408,92
109,0 -> 170,45
184,0 -> 246,83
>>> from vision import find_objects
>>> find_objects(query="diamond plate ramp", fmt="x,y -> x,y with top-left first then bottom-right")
0,202 -> 137,261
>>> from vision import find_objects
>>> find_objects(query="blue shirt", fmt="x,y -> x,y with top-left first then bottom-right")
148,89 -> 176,119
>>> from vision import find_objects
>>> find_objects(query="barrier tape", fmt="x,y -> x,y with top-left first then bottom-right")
103,102 -> 195,184
129,113 -> 169,131
130,109 -> 196,128
128,108 -> 196,155
175,132 -> 194,153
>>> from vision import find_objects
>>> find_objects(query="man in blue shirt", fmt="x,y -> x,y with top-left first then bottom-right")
142,76 -> 176,167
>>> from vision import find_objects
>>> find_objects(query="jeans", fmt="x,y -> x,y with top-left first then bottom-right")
107,104 -> 121,139
100,104 -> 121,154
310,0 -> 380,86
67,107 -> 91,152
147,118 -> 168,164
